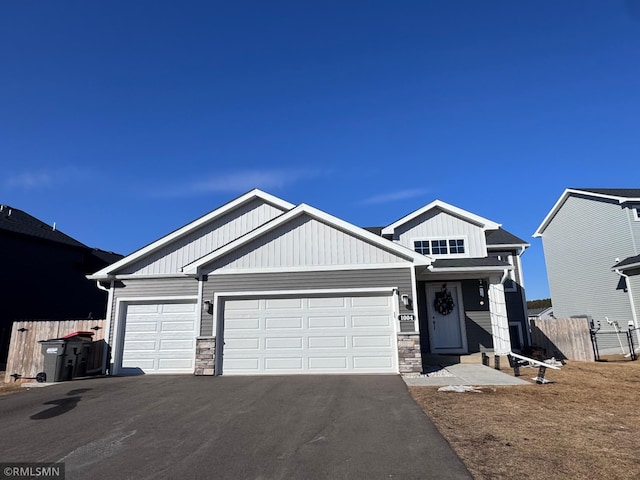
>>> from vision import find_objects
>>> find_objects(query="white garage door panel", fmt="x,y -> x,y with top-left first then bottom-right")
221,294 -> 397,375
353,356 -> 394,368
120,302 -> 197,374
265,317 -> 303,329
308,357 -> 347,369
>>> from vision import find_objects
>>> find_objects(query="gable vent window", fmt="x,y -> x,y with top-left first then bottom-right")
414,238 -> 465,256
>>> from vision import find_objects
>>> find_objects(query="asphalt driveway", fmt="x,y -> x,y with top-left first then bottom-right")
0,375 -> 471,479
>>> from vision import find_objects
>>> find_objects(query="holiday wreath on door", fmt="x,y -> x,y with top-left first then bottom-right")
434,284 -> 455,316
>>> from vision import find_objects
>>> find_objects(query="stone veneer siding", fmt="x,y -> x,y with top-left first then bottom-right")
195,335 -> 421,375
195,337 -> 216,376
397,334 -> 422,374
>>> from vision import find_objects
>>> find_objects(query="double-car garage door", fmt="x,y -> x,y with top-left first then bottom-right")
219,293 -> 398,375
119,292 -> 398,375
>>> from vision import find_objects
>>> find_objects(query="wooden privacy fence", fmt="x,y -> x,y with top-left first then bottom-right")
530,317 -> 595,362
4,319 -> 106,383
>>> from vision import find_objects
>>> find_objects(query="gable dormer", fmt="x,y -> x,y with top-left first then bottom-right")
381,200 -> 501,259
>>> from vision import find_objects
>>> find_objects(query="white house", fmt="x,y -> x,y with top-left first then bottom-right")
89,190 -> 530,376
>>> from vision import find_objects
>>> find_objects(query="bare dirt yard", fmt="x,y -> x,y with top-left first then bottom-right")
409,361 -> 640,480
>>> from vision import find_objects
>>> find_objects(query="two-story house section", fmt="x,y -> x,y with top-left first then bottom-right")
378,200 -> 531,357
534,188 -> 640,347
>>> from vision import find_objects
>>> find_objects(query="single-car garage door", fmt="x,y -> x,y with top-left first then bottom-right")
219,293 -> 398,375
119,301 -> 198,374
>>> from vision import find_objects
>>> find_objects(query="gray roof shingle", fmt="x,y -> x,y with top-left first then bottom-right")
572,188 -> 640,198
613,254 -> 640,269
0,205 -> 87,248
485,228 -> 528,246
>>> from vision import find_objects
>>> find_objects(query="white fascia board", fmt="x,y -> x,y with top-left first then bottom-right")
571,189 -> 640,204
427,265 -> 513,274
533,189 -> 572,238
613,261 -> 640,272
534,188 -> 640,238
87,273 -> 195,281
91,189 -> 294,277
382,199 -> 501,236
183,203 -> 431,274
487,243 -> 531,250
208,263 -> 413,275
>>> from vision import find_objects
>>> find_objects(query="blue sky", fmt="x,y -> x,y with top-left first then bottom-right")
2,1 -> 639,300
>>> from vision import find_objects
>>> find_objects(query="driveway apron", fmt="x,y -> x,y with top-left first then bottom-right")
0,375 -> 471,479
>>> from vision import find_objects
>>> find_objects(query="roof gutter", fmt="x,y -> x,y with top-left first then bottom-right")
426,265 -> 513,274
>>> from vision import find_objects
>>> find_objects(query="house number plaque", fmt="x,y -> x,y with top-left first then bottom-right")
398,314 -> 415,322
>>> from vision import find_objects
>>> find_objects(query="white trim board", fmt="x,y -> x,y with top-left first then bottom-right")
534,188 -> 640,237
183,204 -> 431,274
88,189 -> 294,280
207,263 -> 414,275
382,199 -> 501,236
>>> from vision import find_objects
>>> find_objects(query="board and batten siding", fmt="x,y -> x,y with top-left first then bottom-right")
202,215 -> 410,273
392,208 -> 487,258
200,268 -> 414,336
109,277 -> 198,344
120,199 -> 287,275
542,194 -> 636,327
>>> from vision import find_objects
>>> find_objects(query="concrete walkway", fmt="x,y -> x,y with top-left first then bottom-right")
403,363 -> 531,386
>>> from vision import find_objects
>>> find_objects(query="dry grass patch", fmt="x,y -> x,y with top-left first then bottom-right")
410,361 -> 640,480
0,372 -> 28,396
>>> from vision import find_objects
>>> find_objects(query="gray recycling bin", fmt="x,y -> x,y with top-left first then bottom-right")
39,331 -> 95,382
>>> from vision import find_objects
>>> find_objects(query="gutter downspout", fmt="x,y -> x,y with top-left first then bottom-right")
500,267 -> 509,285
515,247 -> 533,346
614,268 -> 640,347
96,280 -> 115,375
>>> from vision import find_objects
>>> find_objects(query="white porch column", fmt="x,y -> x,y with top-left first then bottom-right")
488,276 -> 511,354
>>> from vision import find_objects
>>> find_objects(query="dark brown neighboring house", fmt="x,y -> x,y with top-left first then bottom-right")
0,205 -> 122,368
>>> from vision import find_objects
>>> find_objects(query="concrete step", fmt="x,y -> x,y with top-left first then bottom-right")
423,352 -> 494,366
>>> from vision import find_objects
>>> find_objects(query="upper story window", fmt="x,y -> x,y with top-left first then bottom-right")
633,205 -> 640,221
413,238 -> 466,257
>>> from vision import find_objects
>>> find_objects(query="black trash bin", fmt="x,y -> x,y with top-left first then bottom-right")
39,331 -> 95,382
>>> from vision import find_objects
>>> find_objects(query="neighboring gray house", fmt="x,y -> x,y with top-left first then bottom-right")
528,306 -> 555,322
534,188 -> 640,344
89,190 -> 530,376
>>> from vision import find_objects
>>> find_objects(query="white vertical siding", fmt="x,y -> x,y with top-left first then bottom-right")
393,208 -> 487,257
542,195 -> 636,325
122,199 -> 287,275
203,215 -> 409,272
